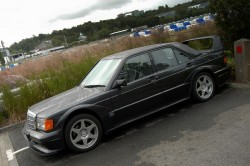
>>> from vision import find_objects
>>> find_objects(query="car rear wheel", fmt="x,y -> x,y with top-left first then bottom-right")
65,114 -> 102,152
192,72 -> 215,102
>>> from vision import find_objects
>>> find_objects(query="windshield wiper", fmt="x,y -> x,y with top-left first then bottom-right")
84,85 -> 106,88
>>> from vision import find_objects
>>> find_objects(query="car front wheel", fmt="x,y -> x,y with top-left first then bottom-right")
65,114 -> 102,152
192,72 -> 215,102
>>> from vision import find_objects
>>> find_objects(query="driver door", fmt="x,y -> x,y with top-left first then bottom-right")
110,52 -> 162,125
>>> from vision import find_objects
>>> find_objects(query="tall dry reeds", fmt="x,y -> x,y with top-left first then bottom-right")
0,22 -> 219,126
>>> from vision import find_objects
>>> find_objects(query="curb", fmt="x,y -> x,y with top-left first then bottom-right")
228,82 -> 250,89
0,83 -> 249,134
0,121 -> 26,134
0,133 -> 19,166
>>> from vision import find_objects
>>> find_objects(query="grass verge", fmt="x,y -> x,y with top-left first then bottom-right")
0,22 -> 228,126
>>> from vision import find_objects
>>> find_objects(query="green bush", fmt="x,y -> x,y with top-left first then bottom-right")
0,111 -> 8,125
224,50 -> 235,69
0,55 -> 99,125
210,0 -> 250,50
224,50 -> 235,80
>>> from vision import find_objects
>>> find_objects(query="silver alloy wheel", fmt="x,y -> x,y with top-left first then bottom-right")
70,119 -> 99,149
196,75 -> 214,99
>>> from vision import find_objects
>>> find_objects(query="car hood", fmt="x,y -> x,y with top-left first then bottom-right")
29,86 -> 105,117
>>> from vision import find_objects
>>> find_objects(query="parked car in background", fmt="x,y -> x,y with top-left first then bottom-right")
23,35 -> 230,155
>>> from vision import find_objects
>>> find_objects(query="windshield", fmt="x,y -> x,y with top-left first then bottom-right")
81,59 -> 122,87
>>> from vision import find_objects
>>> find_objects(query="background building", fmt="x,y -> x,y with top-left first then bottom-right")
35,40 -> 53,50
118,10 -> 144,17
79,33 -> 87,41
188,2 -> 209,10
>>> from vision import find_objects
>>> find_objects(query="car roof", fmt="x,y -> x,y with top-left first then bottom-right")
102,42 -> 200,60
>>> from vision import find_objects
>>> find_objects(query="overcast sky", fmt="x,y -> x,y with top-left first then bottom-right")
0,0 -> 190,47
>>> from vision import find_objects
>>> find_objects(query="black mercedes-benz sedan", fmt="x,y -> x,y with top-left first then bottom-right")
23,36 -> 230,155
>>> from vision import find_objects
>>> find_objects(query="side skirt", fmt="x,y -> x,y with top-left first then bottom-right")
105,97 -> 190,134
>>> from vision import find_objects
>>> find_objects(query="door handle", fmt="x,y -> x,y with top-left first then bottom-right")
149,75 -> 158,82
186,62 -> 193,67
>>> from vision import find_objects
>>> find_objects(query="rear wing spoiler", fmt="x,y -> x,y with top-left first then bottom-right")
182,35 -> 224,53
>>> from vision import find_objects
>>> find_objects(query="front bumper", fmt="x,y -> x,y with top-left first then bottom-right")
22,122 -> 65,156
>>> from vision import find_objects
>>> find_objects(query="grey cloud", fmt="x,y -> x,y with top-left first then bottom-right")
167,0 -> 191,7
52,0 -> 132,21
95,0 -> 133,10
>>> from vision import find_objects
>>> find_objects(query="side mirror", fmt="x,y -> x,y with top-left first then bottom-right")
115,79 -> 127,88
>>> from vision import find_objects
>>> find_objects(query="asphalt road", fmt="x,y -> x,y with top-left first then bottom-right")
7,85 -> 250,166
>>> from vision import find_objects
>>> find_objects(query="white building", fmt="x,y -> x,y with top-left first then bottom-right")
79,33 -> 87,41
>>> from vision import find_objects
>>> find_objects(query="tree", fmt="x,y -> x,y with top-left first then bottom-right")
210,0 -> 250,48
0,52 -> 5,66
158,6 -> 165,13
175,5 -> 189,20
97,28 -> 111,39
9,0 -> 209,52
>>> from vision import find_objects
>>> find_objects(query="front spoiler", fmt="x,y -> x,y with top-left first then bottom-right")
22,122 -> 65,156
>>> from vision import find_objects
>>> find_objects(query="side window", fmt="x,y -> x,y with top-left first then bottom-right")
151,48 -> 178,72
118,53 -> 153,83
173,49 -> 191,64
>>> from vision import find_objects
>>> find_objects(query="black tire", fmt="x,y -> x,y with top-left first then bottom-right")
192,72 -> 215,102
64,114 -> 102,153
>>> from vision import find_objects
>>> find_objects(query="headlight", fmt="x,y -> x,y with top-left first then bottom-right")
36,118 -> 54,131
27,110 -> 36,130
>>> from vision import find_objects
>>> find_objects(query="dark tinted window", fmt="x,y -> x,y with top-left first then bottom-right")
151,48 -> 178,72
173,49 -> 191,64
118,53 -> 153,83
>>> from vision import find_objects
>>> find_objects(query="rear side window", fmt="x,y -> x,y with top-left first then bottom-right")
151,48 -> 178,72
118,53 -> 153,83
185,38 -> 213,51
173,49 -> 191,64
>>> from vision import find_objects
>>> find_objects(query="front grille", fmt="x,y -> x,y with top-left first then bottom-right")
27,110 -> 36,130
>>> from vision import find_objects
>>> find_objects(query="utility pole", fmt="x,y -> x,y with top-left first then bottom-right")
1,40 -> 7,65
1,41 -> 5,56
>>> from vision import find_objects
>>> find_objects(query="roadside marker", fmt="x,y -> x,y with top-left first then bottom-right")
6,146 -> 29,161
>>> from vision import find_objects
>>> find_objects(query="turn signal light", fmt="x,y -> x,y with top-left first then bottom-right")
45,119 -> 54,131
224,56 -> 228,64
